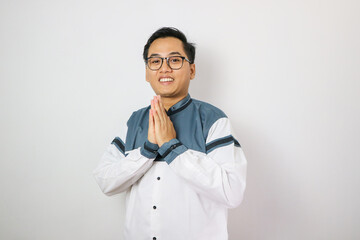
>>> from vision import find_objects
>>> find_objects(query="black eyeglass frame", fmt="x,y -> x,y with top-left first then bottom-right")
145,56 -> 192,71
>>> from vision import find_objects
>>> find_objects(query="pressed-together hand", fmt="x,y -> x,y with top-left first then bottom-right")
148,96 -> 176,147
148,102 -> 157,144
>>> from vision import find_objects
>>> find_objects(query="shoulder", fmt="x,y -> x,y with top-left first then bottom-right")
191,98 -> 227,122
127,105 -> 150,127
191,98 -> 229,138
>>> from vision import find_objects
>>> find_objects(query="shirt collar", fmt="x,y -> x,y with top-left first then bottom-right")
166,94 -> 192,116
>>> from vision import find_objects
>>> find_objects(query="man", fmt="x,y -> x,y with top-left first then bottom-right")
93,27 -> 247,240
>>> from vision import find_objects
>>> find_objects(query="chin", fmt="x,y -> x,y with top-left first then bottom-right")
157,92 -> 175,98
159,94 -> 173,98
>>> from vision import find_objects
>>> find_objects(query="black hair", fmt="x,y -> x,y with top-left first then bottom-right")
143,27 -> 196,64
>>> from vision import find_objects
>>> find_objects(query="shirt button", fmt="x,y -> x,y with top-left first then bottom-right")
157,177 -> 160,180
153,206 -> 157,209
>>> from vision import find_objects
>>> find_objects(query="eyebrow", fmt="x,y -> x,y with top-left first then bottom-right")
149,51 -> 183,58
149,53 -> 161,57
169,51 -> 182,56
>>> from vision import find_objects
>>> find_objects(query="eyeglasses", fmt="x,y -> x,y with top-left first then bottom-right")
146,56 -> 192,71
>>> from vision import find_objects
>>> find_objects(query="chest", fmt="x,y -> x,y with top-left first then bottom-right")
128,110 -> 207,154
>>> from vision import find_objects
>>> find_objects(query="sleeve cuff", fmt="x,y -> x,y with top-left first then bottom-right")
158,138 -> 188,164
140,140 -> 159,159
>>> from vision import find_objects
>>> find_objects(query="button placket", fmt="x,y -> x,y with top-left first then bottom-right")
151,162 -> 163,240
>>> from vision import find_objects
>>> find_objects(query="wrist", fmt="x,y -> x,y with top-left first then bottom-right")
158,137 -> 175,147
148,138 -> 157,145
157,139 -> 188,164
140,140 -> 159,159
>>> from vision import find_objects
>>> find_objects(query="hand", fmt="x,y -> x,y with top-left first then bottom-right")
148,107 -> 157,144
151,96 -> 176,147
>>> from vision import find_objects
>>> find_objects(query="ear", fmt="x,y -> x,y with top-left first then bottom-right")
190,64 -> 196,80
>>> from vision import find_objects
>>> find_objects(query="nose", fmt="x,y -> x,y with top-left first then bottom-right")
159,58 -> 172,72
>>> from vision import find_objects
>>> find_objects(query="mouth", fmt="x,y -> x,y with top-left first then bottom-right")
159,77 -> 174,83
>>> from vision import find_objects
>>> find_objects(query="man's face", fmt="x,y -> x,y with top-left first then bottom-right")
146,37 -> 195,100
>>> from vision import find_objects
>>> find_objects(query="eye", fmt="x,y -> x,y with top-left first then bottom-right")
170,57 -> 181,63
150,59 -> 161,64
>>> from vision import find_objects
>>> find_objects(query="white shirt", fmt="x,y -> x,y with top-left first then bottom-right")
93,95 -> 247,240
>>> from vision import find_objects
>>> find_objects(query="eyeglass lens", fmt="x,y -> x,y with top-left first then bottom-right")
147,56 -> 184,70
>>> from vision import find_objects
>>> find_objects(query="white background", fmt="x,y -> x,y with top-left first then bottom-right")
1,0 -> 359,239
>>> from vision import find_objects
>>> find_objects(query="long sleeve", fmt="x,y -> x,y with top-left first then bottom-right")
157,117 -> 247,208
93,124 -> 158,196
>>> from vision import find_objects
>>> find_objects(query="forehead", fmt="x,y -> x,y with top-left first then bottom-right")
148,37 -> 185,56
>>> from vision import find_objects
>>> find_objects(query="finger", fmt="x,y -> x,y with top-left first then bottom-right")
148,109 -> 156,144
151,109 -> 162,145
157,96 -> 168,122
151,99 -> 155,112
152,103 -> 161,126
154,96 -> 166,123
149,109 -> 154,128
157,95 -> 167,116
152,98 -> 163,121
148,110 -> 153,134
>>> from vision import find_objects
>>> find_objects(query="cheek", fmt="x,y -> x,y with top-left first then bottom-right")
146,70 -> 154,83
178,68 -> 191,79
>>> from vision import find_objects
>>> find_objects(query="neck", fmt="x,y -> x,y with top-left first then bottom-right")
161,94 -> 188,111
